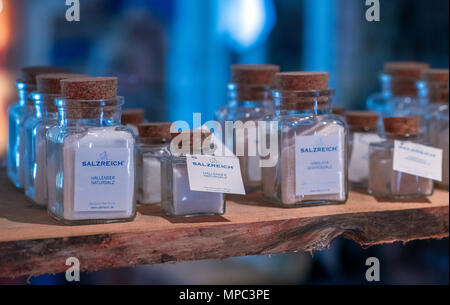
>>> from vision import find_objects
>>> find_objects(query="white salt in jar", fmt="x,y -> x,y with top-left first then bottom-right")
137,122 -> 174,204
46,77 -> 136,225
161,130 -> 225,217
262,72 -> 348,207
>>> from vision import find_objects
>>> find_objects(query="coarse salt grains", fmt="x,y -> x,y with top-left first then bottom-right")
46,77 -> 136,224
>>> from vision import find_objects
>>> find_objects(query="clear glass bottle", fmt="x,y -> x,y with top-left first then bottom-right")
366,62 -> 429,130
346,111 -> 382,190
47,96 -> 136,225
7,81 -> 35,188
24,92 -> 58,206
368,117 -> 433,198
8,66 -> 70,189
262,72 -> 348,207
136,122 -> 173,204
419,69 -> 449,189
216,64 -> 279,192
161,131 -> 225,217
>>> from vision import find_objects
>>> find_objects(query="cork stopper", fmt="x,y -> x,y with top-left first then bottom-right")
20,66 -> 71,84
383,62 -> 430,79
231,64 -> 280,85
276,72 -> 329,91
138,122 -> 173,139
61,77 -> 118,100
36,73 -> 86,94
122,109 -> 145,125
346,111 -> 379,129
421,69 -> 449,83
332,107 -> 345,115
383,117 -> 420,135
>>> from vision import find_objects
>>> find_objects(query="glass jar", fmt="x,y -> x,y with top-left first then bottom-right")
368,118 -> 433,198
161,154 -> 226,217
419,69 -> 449,189
24,92 -> 58,206
346,111 -> 382,190
46,96 -> 136,225
366,62 -> 429,131
121,108 -> 145,136
262,85 -> 348,207
7,81 -> 35,188
136,122 -> 174,204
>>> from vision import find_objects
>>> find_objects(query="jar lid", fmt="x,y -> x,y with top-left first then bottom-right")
36,73 -> 86,94
383,62 -> 429,79
138,122 -> 173,139
421,69 -> 449,83
61,77 -> 118,100
332,107 -> 345,115
346,111 -> 379,128
122,109 -> 145,125
20,66 -> 71,84
383,116 -> 420,135
275,72 -> 329,91
231,64 -> 280,85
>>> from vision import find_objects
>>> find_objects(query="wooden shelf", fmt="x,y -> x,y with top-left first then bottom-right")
0,169 -> 448,278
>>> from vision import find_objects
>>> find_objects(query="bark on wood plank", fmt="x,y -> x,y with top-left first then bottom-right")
0,169 -> 448,278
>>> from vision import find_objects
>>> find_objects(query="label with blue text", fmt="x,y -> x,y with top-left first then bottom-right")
295,135 -> 344,195
393,141 -> 442,181
186,155 -> 245,194
74,147 -> 133,211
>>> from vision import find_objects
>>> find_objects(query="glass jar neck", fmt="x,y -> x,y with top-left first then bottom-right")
380,73 -> 419,97
17,81 -> 36,107
417,80 -> 449,104
349,126 -> 378,133
385,133 -> 421,141
227,83 -> 273,105
273,89 -> 334,116
139,137 -> 171,146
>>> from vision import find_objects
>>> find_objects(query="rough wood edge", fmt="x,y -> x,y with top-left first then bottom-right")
0,205 -> 448,278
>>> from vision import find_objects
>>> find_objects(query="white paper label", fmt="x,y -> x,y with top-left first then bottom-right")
393,141 -> 443,181
186,154 -> 246,195
74,147 -> 133,212
349,133 -> 382,182
295,135 -> 344,195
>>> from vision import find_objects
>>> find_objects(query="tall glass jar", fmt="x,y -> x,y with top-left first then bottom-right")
7,81 -> 34,188
161,130 -> 225,217
346,111 -> 382,190
136,122 -> 173,204
368,117 -> 433,198
262,72 -> 348,207
419,69 -> 449,189
366,62 -> 429,130
216,64 -> 279,192
24,92 -> 58,206
8,66 -> 70,189
47,95 -> 136,225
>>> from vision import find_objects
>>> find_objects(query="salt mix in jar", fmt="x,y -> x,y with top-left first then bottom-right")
121,108 -> 145,136
137,122 -> 174,204
8,66 -> 69,189
346,111 -> 382,190
366,61 -> 429,126
219,64 -> 280,192
262,72 -> 348,206
161,130 -> 225,217
47,77 -> 136,224
368,117 -> 433,198
24,73 -> 84,206
419,69 -> 449,189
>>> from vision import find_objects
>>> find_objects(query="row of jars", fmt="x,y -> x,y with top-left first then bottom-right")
6,64 -> 448,226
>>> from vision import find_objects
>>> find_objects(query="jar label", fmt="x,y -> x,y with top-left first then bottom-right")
393,141 -> 442,181
349,133 -> 382,182
186,154 -> 246,195
295,135 -> 344,195
74,147 -> 134,212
